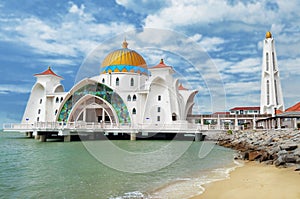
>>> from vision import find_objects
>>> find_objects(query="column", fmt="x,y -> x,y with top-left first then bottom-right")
252,115 -> 256,130
200,115 -> 204,130
293,118 -> 297,129
130,132 -> 136,141
277,118 -> 281,129
39,134 -> 46,142
217,114 -> 221,130
234,115 -> 239,130
64,135 -> 71,142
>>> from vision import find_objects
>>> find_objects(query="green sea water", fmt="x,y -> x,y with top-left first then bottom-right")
0,131 -> 238,199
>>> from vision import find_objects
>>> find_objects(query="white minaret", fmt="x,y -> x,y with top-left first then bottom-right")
260,31 -> 284,115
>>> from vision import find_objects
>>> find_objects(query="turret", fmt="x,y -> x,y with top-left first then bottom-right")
22,67 -> 64,123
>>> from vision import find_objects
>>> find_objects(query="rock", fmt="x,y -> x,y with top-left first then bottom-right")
294,166 -> 300,171
284,154 -> 297,163
277,150 -> 288,156
274,156 -> 286,167
296,158 -> 300,164
264,160 -> 273,165
293,148 -> 300,157
243,152 -> 249,160
259,152 -> 269,162
248,151 -> 262,161
279,143 -> 298,151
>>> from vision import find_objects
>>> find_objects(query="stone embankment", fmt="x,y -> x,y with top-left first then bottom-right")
217,129 -> 300,170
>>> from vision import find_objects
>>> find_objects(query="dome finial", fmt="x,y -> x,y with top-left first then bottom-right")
266,31 -> 272,39
160,58 -> 164,64
122,37 -> 128,48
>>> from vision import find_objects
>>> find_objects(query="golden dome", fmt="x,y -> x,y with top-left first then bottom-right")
266,31 -> 272,39
101,40 -> 147,69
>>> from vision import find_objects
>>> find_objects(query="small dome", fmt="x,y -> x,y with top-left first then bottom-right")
266,31 -> 272,39
101,40 -> 148,75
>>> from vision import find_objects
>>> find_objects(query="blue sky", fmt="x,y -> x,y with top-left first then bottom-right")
1,0 -> 300,126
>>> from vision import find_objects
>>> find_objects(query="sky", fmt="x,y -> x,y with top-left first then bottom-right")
1,0 -> 300,126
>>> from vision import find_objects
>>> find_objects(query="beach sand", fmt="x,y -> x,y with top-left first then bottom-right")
191,161 -> 300,199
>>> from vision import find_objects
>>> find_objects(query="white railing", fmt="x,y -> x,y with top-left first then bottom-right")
3,122 -> 237,131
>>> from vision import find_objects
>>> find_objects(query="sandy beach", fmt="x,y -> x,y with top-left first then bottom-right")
191,161 -> 300,199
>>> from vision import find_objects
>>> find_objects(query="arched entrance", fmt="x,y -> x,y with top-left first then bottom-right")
68,95 -> 118,125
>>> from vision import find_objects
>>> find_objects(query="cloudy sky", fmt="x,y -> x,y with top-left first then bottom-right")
1,0 -> 300,126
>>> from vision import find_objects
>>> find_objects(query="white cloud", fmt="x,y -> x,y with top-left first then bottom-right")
0,3 -> 135,58
143,0 -> 300,37
116,0 -> 170,14
0,84 -> 31,94
69,2 -> 85,16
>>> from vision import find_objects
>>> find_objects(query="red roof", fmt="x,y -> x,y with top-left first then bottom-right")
178,83 -> 188,90
34,67 -> 62,78
230,106 -> 260,111
276,109 -> 283,114
151,59 -> 171,69
285,102 -> 300,112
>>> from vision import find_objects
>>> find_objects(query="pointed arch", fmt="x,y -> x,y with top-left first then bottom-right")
132,94 -> 137,101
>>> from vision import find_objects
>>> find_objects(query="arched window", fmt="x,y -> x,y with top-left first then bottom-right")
55,109 -> 58,115
116,77 -> 119,86
60,97 -> 63,102
266,52 -> 269,71
130,78 -> 134,86
272,52 -> 276,71
38,109 -> 41,114
56,97 -> 59,103
132,94 -> 137,101
157,107 -> 161,112
132,108 -> 136,115
267,80 -> 270,105
172,113 -> 177,121
127,95 -> 131,101
158,95 -> 161,101
37,117 -> 40,122
102,78 -> 105,83
39,99 -> 42,104
157,116 -> 160,122
274,80 -> 278,105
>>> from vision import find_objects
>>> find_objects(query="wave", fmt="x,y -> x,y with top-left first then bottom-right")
113,158 -> 244,199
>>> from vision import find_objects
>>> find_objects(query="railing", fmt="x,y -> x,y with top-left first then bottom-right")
2,122 -> 238,133
3,122 -> 206,131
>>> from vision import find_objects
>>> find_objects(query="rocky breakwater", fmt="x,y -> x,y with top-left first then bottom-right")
218,129 -> 300,170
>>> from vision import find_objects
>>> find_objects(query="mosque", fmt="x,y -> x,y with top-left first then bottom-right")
21,39 -> 198,136
5,31 -> 298,141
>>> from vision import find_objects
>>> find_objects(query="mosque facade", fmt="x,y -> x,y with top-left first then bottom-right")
21,40 -> 198,129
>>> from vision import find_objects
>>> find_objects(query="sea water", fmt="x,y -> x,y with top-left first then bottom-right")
0,131 -> 239,199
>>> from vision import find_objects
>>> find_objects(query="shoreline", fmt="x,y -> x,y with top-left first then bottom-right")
148,155 -> 242,199
190,161 -> 300,199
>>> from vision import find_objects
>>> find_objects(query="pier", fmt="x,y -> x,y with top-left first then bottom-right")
3,114 -> 274,142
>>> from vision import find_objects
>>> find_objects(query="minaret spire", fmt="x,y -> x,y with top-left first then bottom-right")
260,31 -> 284,116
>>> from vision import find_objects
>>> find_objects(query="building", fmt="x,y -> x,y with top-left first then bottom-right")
21,40 -> 198,131
229,107 -> 260,115
260,31 -> 285,116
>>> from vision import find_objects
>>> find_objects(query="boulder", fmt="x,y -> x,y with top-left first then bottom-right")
274,156 -> 286,167
259,152 -> 269,162
279,143 -> 298,151
284,154 -> 297,163
293,148 -> 300,157
277,150 -> 288,156
248,151 -> 262,161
